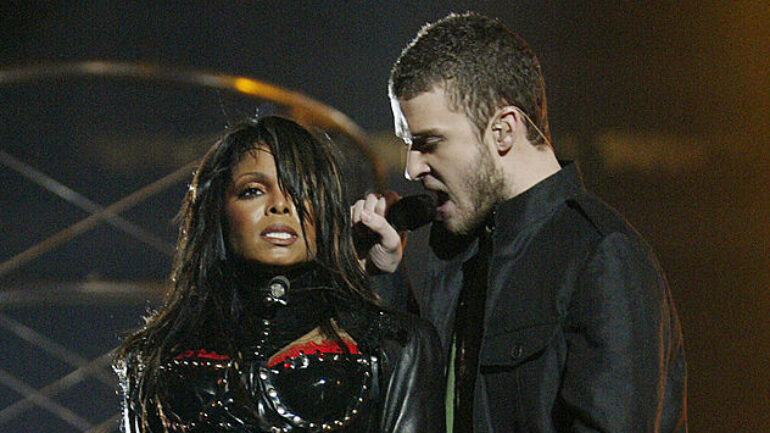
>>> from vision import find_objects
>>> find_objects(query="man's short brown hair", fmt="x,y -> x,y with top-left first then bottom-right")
389,12 -> 550,145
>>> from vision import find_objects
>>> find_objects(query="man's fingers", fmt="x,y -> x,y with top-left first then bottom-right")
354,192 -> 397,222
349,192 -> 404,274
350,199 -> 364,225
364,193 -> 381,214
374,196 -> 387,216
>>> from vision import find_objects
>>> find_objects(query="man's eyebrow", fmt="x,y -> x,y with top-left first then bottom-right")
410,128 -> 443,139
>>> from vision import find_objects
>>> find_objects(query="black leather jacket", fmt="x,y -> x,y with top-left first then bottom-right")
116,278 -> 445,433
416,163 -> 687,432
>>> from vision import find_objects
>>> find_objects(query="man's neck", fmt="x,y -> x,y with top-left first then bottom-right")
503,146 -> 561,199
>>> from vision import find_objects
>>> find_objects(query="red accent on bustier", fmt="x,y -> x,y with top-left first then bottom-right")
174,349 -> 230,360
267,339 -> 358,367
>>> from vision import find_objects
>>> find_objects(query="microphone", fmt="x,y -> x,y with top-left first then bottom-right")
385,193 -> 436,232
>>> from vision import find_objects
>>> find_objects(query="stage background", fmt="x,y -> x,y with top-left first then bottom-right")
1,1 -> 767,432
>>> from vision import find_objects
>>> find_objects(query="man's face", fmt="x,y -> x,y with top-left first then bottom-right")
394,87 -> 506,234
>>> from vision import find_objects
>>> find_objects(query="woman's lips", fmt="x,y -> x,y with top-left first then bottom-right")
260,225 -> 298,245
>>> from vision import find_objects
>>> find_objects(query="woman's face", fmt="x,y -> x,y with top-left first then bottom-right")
225,146 -> 316,266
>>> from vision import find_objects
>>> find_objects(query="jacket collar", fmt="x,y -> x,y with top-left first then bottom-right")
490,161 -> 584,243
428,162 -> 584,262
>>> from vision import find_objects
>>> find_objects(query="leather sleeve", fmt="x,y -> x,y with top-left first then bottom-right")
369,263 -> 418,315
115,360 -> 155,433
115,357 -> 166,433
379,318 -> 446,433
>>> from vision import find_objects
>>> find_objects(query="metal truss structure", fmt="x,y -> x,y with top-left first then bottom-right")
0,62 -> 381,432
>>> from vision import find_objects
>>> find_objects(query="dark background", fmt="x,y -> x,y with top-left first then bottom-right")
1,1 -> 768,432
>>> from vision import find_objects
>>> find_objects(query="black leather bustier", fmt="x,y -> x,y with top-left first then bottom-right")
117,271 -> 445,433
153,345 -> 378,432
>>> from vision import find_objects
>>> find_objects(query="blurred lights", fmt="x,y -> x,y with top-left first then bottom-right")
595,129 -> 709,174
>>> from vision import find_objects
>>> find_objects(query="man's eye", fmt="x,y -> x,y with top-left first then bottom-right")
238,187 -> 264,198
412,137 -> 442,153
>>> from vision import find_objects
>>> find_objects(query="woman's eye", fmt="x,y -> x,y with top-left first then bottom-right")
238,186 -> 265,199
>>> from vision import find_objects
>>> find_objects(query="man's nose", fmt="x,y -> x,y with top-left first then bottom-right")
404,149 -> 429,181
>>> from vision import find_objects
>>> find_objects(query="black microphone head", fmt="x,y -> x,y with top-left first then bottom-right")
386,194 -> 436,232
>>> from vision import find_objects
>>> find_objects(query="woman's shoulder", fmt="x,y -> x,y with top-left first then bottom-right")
380,309 -> 438,343
349,308 -> 443,383
338,304 -> 439,351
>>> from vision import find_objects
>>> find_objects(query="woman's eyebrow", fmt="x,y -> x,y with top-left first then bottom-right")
233,172 -> 271,183
228,172 -> 273,193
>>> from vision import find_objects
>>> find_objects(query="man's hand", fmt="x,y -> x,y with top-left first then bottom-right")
350,192 -> 403,273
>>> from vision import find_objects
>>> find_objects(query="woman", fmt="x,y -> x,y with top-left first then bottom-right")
114,116 -> 443,433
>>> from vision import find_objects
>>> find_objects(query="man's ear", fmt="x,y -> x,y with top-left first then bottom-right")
490,106 -> 520,154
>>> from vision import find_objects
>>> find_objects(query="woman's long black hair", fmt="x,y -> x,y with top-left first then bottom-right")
114,115 -> 377,431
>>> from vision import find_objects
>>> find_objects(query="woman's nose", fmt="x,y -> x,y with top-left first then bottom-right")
267,193 -> 292,215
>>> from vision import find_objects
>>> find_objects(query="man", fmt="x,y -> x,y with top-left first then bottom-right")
352,12 -> 687,433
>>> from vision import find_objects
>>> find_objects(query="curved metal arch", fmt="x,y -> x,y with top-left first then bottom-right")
0,60 -> 385,184
0,62 -> 388,432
